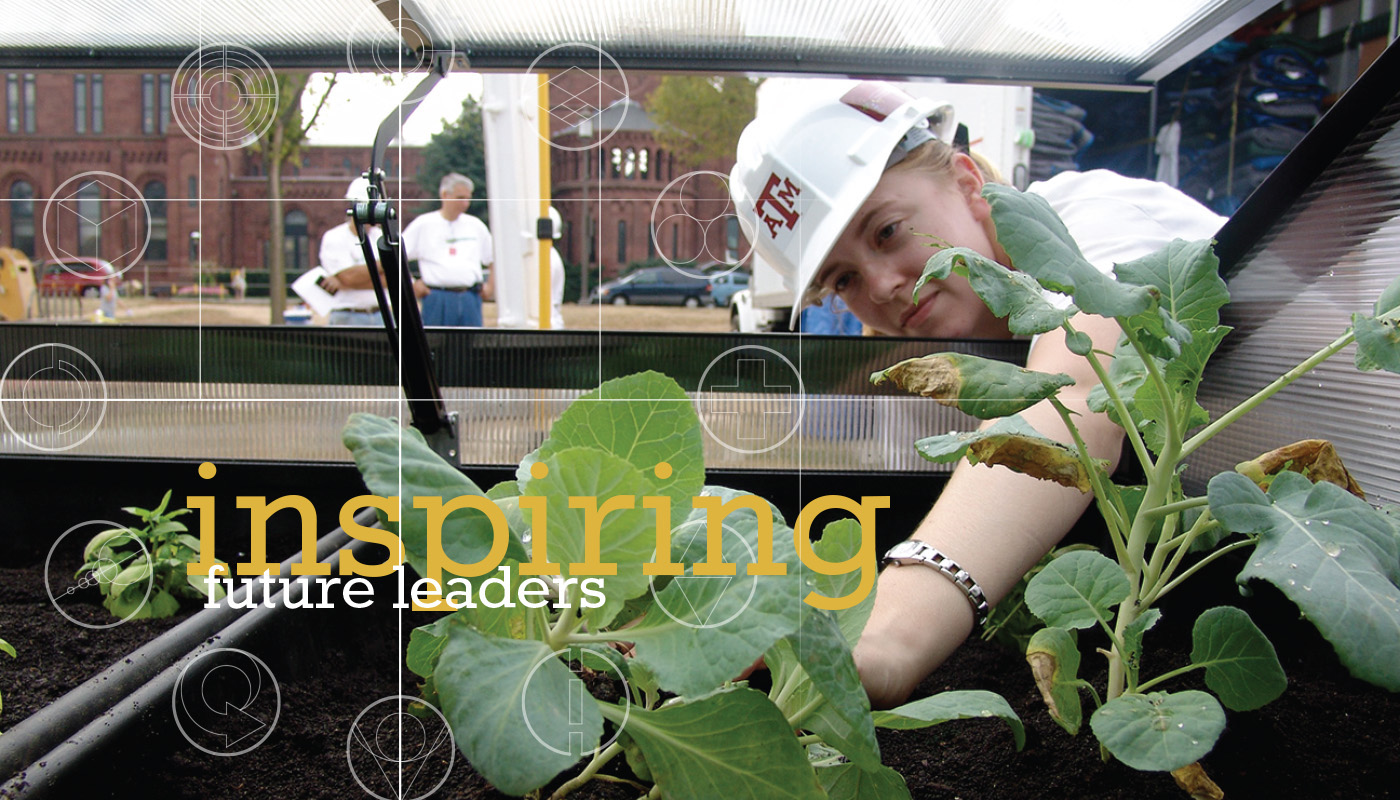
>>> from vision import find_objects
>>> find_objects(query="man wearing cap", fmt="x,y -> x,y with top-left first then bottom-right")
319,178 -> 397,326
402,173 -> 496,327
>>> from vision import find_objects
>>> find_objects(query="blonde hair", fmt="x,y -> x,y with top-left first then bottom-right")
802,140 -> 1006,307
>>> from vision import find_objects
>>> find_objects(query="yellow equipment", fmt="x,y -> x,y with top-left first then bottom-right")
0,248 -> 36,321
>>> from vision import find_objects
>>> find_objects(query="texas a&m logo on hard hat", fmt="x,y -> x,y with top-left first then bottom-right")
754,172 -> 801,239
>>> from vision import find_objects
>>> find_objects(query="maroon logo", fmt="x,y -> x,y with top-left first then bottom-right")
754,173 -> 801,239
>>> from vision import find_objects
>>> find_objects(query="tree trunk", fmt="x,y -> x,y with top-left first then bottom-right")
267,122 -> 286,325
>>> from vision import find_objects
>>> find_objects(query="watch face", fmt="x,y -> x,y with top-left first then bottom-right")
884,541 -> 920,560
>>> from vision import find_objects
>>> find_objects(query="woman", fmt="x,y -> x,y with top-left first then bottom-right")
731,81 -> 1225,707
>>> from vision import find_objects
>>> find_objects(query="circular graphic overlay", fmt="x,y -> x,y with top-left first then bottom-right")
528,43 -> 629,152
521,646 -> 631,757
172,43 -> 280,150
648,517 -> 760,629
172,647 -> 281,756
44,519 -> 152,629
0,343 -> 108,452
696,345 -> 806,454
40,171 -> 153,277
347,695 -> 455,800
650,170 -> 754,277
345,0 -> 454,77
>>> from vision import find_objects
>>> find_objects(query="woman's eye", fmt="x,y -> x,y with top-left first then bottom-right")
832,272 -> 853,293
876,222 -> 899,245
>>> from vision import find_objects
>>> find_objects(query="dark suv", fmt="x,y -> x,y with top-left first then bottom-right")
588,266 -> 713,307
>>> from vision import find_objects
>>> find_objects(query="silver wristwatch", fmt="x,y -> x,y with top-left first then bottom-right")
882,540 -> 990,628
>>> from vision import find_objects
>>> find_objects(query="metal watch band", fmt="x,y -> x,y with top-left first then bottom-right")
882,540 -> 990,628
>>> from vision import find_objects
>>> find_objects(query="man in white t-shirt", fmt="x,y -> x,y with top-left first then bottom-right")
402,173 -> 495,327
319,178 -> 390,326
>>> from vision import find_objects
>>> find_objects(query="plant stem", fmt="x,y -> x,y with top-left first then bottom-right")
771,668 -> 804,708
1072,321 -> 1156,475
1143,536 -> 1259,605
1142,496 -> 1209,520
548,742 -> 623,800
796,734 -> 823,746
1050,398 -> 1130,565
1181,328 -> 1355,459
1122,326 -> 1182,448
1144,511 -> 1219,600
548,604 -> 585,650
787,695 -> 825,730
1073,679 -> 1104,709
1136,663 -> 1205,694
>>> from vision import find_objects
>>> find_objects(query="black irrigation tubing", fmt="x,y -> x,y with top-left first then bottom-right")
0,508 -> 382,797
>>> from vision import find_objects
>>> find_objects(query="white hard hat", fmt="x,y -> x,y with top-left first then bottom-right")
345,177 -> 372,201
548,206 -> 563,240
730,82 -> 954,328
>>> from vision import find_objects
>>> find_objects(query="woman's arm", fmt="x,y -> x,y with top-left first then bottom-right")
854,312 -> 1125,708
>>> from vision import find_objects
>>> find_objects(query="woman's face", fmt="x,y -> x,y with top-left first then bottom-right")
814,155 -> 1011,339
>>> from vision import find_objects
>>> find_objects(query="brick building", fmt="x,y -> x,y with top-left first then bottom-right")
547,70 -> 738,283
0,69 -> 425,292
2,67 -> 734,295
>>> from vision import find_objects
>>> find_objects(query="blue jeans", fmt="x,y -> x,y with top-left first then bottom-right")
329,309 -> 385,326
422,288 -> 483,327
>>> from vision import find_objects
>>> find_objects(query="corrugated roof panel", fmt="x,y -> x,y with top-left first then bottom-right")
0,0 -> 1274,84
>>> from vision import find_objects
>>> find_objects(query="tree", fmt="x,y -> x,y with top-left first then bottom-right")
417,96 -> 488,222
645,76 -> 758,169
248,72 -> 337,324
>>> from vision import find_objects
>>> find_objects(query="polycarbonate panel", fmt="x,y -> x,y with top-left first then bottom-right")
0,325 -> 1024,470
0,0 -> 1269,83
1188,89 -> 1400,505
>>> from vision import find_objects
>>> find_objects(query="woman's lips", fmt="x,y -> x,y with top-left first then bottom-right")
901,292 -> 935,330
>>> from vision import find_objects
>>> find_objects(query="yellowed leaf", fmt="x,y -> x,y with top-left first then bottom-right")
1235,439 -> 1365,499
1171,761 -> 1224,800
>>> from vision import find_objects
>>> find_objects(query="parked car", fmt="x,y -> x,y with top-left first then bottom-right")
38,258 -> 116,296
588,266 -> 713,307
708,270 -> 750,307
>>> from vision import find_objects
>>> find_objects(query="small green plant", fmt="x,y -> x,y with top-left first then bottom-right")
344,372 -> 1026,799
874,183 -> 1400,783
0,633 -> 14,734
77,490 -> 226,620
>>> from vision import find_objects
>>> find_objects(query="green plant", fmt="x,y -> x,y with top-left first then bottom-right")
77,490 -> 226,620
343,372 -> 1025,799
873,183 -> 1400,780
0,634 -> 13,734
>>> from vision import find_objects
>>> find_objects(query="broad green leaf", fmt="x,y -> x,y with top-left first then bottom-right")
1025,550 -> 1129,631
435,627 -> 599,795
1090,691 -> 1225,772
148,588 -> 180,618
1189,606 -> 1286,711
406,611 -> 471,678
872,353 -> 1074,420
768,610 -> 879,770
1209,471 -> 1400,690
485,479 -> 519,500
185,568 -> 226,602
1122,608 -> 1162,688
526,447 -> 657,629
810,519 -> 875,646
626,516 -> 804,696
111,559 -> 152,593
1025,626 -> 1082,735
917,246 -> 1075,335
872,690 -> 1025,751
598,688 -> 825,800
983,183 -> 1156,319
1114,239 -> 1229,357
915,415 -> 1099,492
83,528 -> 136,562
342,413 -> 526,577
518,371 -> 704,507
1352,312 -> 1400,374
816,763 -> 912,800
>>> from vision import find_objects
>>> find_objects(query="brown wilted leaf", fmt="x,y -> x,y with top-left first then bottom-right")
1026,651 -> 1062,718
1171,762 -> 1224,800
967,433 -> 1097,493
1235,439 -> 1365,499
873,356 -> 960,408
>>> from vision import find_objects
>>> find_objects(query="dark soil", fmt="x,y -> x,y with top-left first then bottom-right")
0,566 -> 189,723
4,558 -> 1398,800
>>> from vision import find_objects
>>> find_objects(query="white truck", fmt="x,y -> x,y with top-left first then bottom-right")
731,79 -> 1035,333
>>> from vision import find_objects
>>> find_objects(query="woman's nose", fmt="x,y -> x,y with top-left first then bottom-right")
863,262 -> 909,305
